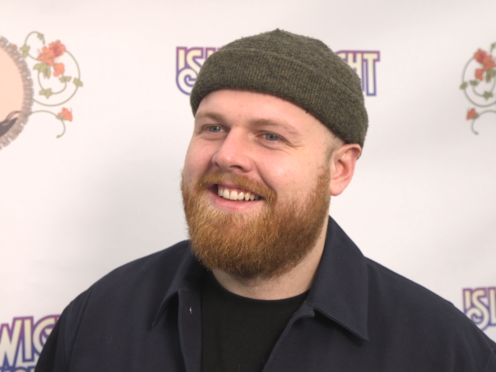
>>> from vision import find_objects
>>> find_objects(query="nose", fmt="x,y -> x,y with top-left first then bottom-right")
212,129 -> 253,173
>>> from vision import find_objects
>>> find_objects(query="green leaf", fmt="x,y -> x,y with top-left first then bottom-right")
469,79 -> 479,86
460,82 -> 468,90
491,43 -> 496,52
33,62 -> 51,79
19,44 -> 30,58
483,91 -> 494,100
73,78 -> 83,88
485,69 -> 496,82
37,33 -> 45,44
39,88 -> 53,98
59,76 -> 72,83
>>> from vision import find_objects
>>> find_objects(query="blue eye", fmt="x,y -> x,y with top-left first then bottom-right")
207,126 -> 222,133
264,133 -> 280,141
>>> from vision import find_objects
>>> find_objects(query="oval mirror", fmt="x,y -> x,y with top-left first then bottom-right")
0,36 -> 33,150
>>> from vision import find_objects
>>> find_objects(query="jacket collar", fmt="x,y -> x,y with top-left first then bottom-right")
306,217 -> 369,341
152,246 -> 204,326
153,217 -> 369,341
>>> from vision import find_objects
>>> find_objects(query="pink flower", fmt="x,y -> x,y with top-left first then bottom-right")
466,108 -> 478,120
482,55 -> 496,72
58,108 -> 73,121
37,40 -> 67,67
474,49 -> 488,63
53,63 -> 65,77
475,68 -> 484,81
49,40 -> 66,57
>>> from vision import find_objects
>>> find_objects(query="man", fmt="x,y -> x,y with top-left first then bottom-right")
37,30 -> 496,372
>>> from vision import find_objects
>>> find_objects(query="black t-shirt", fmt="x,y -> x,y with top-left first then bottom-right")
201,272 -> 308,372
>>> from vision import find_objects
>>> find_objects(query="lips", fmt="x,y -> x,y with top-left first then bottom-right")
217,185 -> 261,201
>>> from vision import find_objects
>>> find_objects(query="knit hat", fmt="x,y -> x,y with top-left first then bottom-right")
190,29 -> 368,147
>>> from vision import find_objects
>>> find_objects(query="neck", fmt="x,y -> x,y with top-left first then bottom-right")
212,216 -> 329,300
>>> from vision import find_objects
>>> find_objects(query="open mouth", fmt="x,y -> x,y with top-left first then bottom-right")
216,185 -> 261,201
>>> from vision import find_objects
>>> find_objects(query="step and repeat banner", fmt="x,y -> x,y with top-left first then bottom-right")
1,0 -> 495,369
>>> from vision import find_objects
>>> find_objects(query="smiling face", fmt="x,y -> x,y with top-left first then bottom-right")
181,89 -> 342,278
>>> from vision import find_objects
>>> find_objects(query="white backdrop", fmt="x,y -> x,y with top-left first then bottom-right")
1,0 -> 495,369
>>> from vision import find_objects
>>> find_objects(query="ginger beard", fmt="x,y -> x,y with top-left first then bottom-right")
181,169 -> 331,279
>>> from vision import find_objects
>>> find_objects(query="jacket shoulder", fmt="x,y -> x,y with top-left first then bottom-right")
365,258 -> 496,371
37,241 -> 193,370
63,241 -> 191,340
89,240 -> 191,290
72,240 -> 191,305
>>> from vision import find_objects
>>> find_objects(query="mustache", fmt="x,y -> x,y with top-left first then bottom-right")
197,171 -> 277,205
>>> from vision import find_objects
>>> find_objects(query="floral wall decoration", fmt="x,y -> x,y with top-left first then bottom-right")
460,43 -> 496,134
0,31 -> 83,151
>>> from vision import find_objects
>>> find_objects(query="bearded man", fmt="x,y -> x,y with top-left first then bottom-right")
37,30 -> 496,372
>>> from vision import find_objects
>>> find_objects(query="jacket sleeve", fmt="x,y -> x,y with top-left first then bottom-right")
487,337 -> 496,372
35,309 -> 69,372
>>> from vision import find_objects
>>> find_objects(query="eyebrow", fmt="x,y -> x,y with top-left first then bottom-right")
194,112 -> 226,123
250,118 -> 300,137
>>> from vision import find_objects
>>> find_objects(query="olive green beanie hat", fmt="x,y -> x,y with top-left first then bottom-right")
190,29 -> 368,147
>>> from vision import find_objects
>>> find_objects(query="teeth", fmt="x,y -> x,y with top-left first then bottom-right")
217,186 -> 259,201
222,188 -> 230,199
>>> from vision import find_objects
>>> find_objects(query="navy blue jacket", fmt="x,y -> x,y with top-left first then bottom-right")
37,218 -> 496,371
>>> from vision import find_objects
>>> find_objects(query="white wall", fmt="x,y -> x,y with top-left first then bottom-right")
0,0 -> 495,369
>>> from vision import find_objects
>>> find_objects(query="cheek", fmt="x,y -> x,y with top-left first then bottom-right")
259,155 -> 328,199
258,158 -> 306,196
183,140 -> 214,178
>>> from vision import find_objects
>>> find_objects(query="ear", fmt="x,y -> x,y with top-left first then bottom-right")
329,144 -> 362,196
